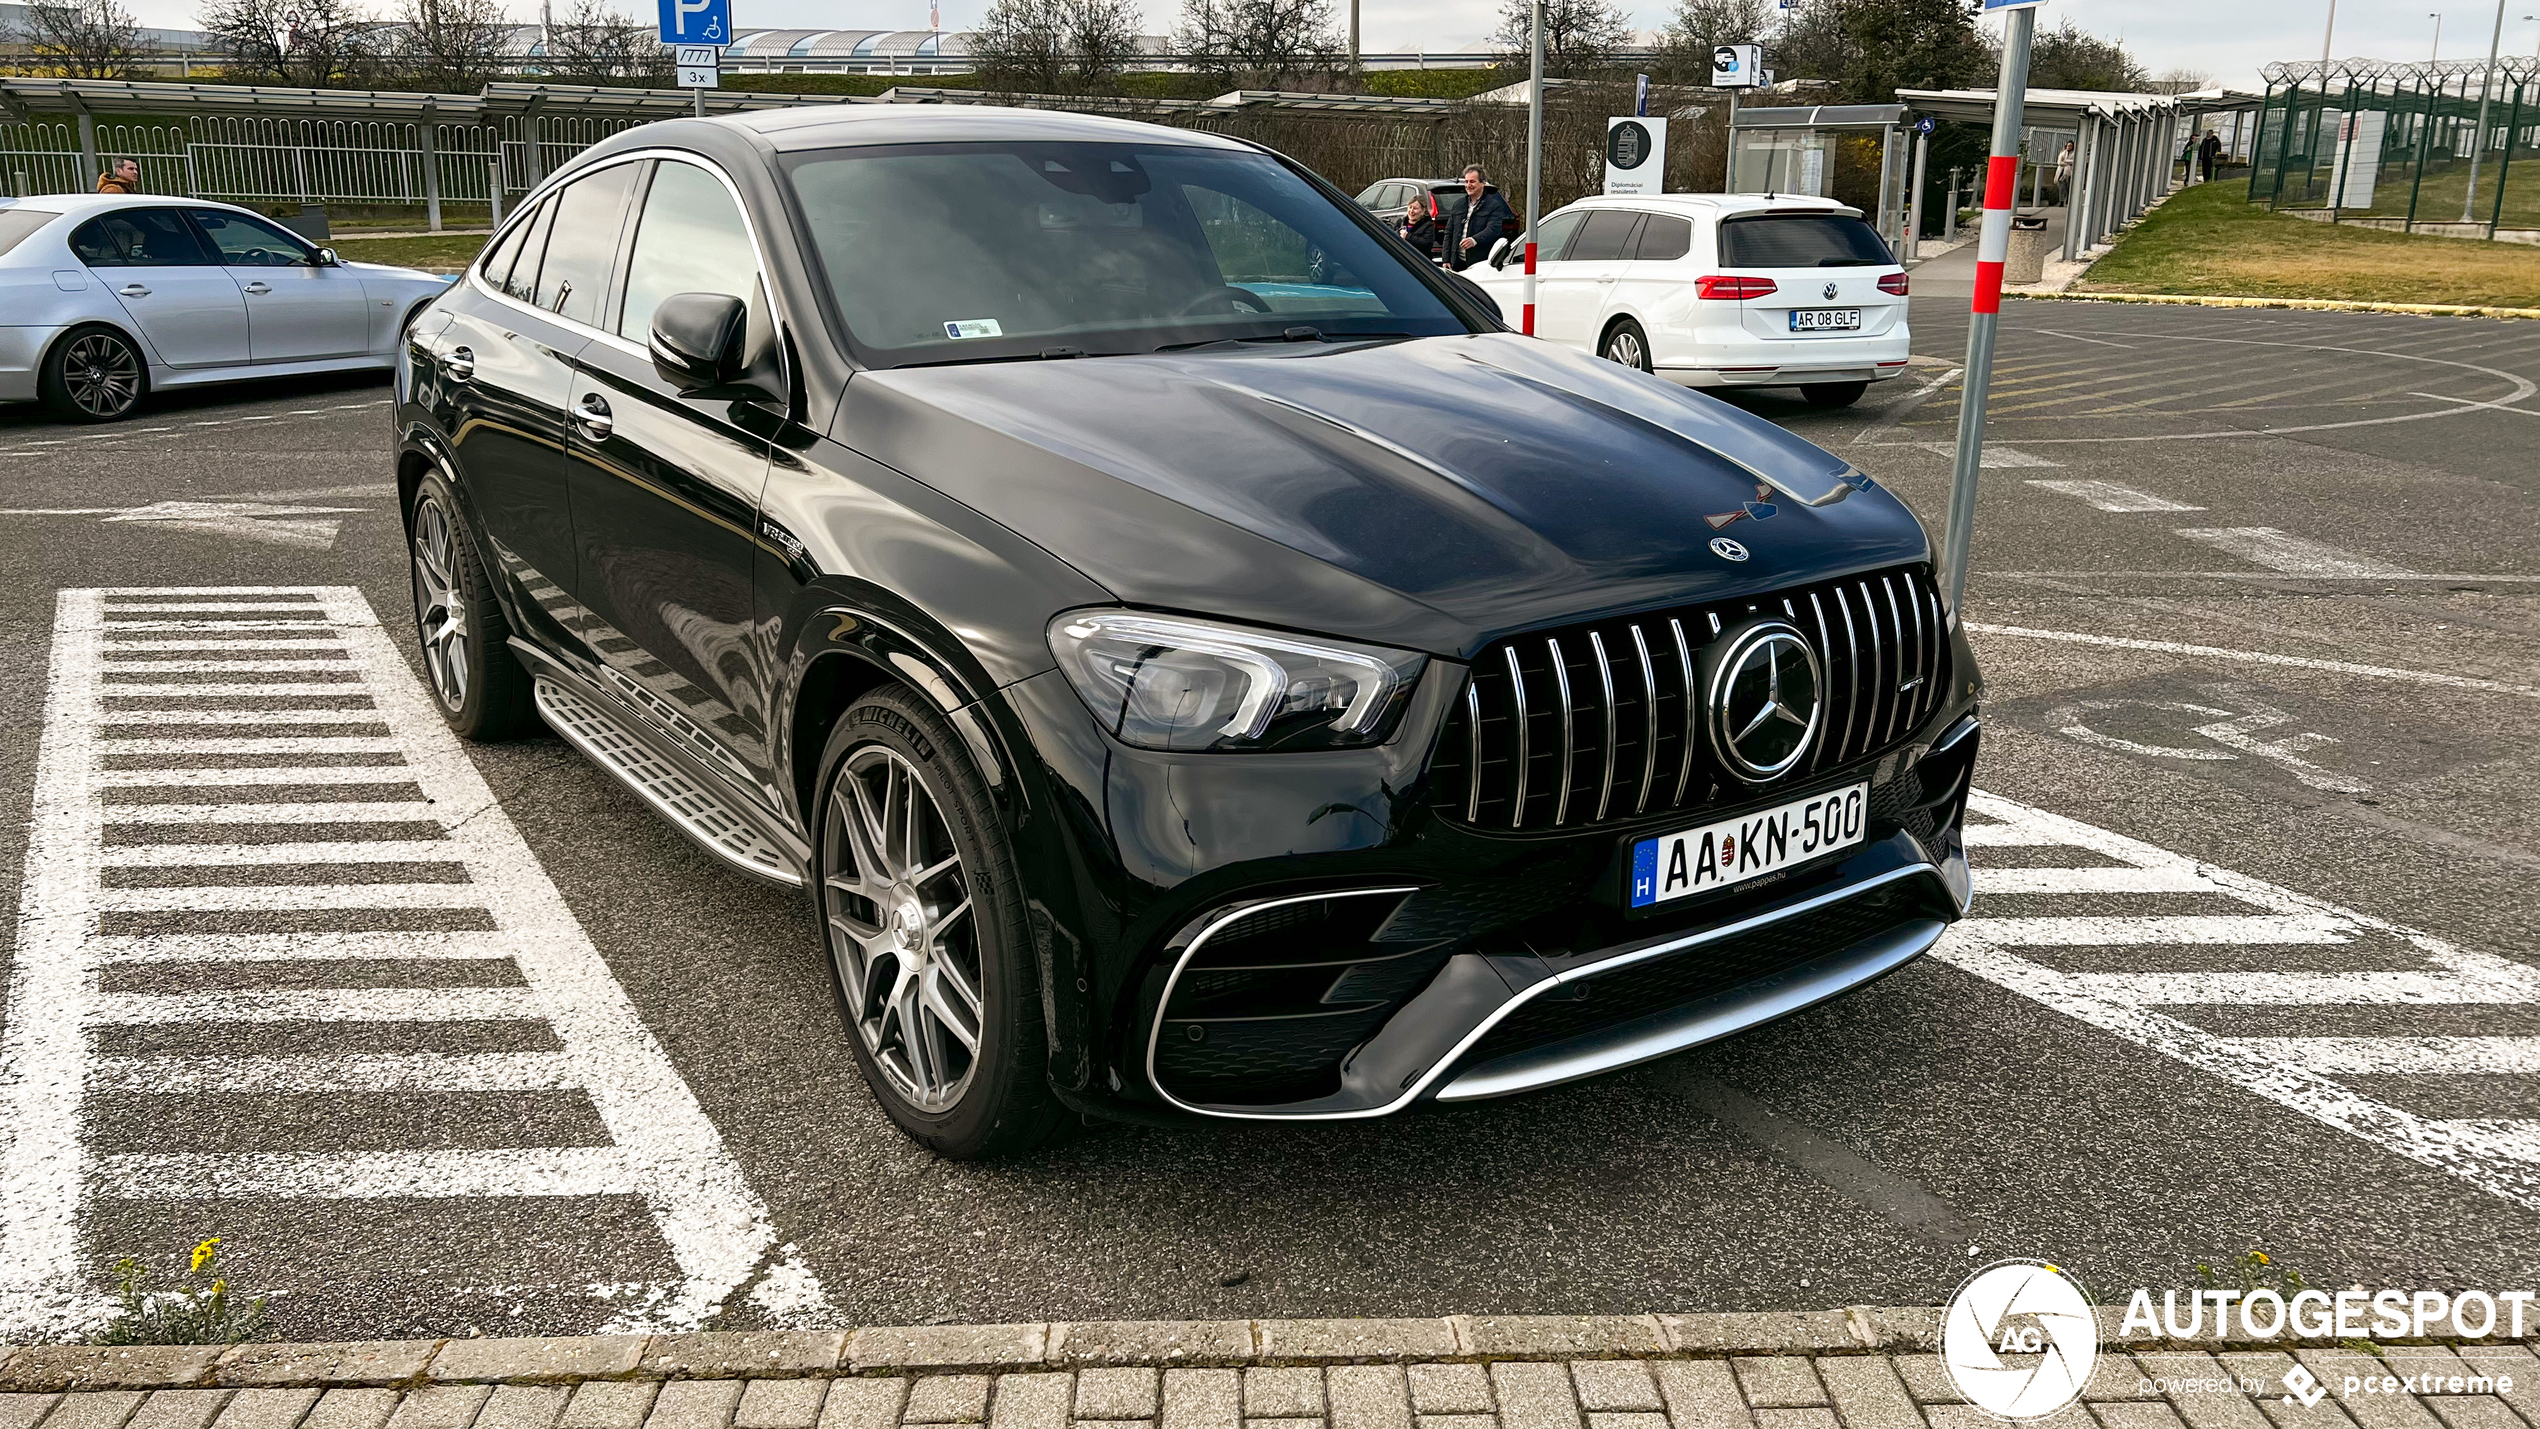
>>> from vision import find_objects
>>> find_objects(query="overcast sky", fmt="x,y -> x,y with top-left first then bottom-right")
117,0 -> 2540,90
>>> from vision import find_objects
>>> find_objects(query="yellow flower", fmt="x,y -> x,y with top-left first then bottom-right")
190,1238 -> 220,1273
2254,1251 -> 2270,1265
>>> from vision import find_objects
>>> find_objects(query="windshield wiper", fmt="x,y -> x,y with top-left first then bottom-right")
893,346 -> 1125,369
1150,330 -> 1418,353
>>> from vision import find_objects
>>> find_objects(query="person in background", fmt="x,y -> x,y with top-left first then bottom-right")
2053,141 -> 2074,206
96,156 -> 141,194
1400,191 -> 1440,262
1448,165 -> 1516,271
2198,128 -> 2225,182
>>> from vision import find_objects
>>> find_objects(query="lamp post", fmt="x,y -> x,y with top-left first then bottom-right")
2430,12 -> 2444,60
2321,0 -> 2337,66
2465,0 -> 2506,220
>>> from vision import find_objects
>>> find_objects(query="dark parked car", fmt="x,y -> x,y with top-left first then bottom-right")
395,105 -> 1981,1159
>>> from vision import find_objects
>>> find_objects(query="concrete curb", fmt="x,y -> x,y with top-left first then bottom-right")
2014,290 -> 2540,320
0,1308 -> 2533,1393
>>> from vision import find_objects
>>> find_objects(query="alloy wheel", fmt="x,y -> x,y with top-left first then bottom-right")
62,333 -> 140,418
823,746 -> 983,1112
1604,328 -> 1646,371
410,495 -> 471,711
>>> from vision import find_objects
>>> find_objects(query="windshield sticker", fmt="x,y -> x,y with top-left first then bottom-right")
943,319 -> 1004,340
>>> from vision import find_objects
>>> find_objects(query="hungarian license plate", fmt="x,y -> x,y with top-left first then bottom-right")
1627,782 -> 1868,909
1790,308 -> 1863,332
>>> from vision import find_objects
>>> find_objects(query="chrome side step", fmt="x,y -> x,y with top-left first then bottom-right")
532,674 -> 803,887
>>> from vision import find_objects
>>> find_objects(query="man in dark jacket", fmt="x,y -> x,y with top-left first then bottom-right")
2196,129 -> 2224,182
1448,165 -> 1517,271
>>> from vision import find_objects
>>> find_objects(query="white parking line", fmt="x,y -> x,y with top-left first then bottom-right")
1913,442 -> 2061,468
2174,527 -> 2419,577
1940,792 -> 2540,1212
1961,624 -> 2540,699
2024,479 -> 2204,512
0,585 -> 829,1339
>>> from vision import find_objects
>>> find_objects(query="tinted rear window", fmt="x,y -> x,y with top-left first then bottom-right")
1567,210 -> 1642,262
1633,214 -> 1692,261
1720,214 -> 1893,267
0,207 -> 61,256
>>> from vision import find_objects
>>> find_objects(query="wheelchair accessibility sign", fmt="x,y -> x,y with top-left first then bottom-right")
658,0 -> 727,44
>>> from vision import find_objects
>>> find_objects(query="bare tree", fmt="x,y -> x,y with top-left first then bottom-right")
389,0 -> 514,90
544,0 -> 667,84
1490,0 -> 1636,74
9,0 -> 148,78
1176,0 -> 1339,87
973,0 -> 1144,93
2147,65 -> 2214,95
197,0 -> 382,85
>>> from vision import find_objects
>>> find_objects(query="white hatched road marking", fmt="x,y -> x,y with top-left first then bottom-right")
2174,527 -> 2419,577
1940,791 -> 2540,1212
2024,478 -> 2204,512
0,586 -> 829,1338
1961,624 -> 2540,699
1912,442 -> 2061,468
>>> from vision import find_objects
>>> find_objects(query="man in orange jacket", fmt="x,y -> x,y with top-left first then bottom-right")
96,157 -> 141,194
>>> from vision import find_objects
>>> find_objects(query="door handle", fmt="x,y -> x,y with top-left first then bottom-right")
118,283 -> 151,298
441,346 -> 474,382
242,281 -> 271,295
574,392 -> 613,442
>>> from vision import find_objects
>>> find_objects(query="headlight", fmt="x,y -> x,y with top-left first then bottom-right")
1048,610 -> 1426,752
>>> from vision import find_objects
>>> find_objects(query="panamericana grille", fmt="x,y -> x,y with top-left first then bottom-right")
1427,567 -> 1949,832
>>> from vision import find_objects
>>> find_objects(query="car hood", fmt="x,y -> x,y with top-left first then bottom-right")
345,259 -> 440,282
836,332 -> 1930,660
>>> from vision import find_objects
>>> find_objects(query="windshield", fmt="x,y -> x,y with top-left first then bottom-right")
1719,213 -> 1894,268
786,141 -> 1470,365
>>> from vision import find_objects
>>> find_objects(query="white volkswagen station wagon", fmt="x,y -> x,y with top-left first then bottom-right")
1468,193 -> 1910,407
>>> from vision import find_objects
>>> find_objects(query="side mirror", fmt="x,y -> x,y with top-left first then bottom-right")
649,291 -> 748,394
1488,237 -> 1513,269
314,247 -> 341,267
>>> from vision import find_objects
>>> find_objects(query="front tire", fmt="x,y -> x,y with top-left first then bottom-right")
40,325 -> 146,422
1801,381 -> 1868,408
1601,319 -> 1652,373
815,687 -> 1065,1160
406,469 -> 535,740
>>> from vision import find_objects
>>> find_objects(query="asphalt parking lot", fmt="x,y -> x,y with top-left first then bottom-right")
0,295 -> 2533,1343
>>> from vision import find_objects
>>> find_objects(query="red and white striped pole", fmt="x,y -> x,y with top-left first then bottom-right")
1941,0 -> 2039,614
1521,0 -> 1545,335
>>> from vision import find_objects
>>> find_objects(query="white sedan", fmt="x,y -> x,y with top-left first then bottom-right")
1466,192 -> 1911,407
0,193 -> 451,422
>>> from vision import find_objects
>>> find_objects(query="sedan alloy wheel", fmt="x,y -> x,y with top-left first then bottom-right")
823,745 -> 984,1113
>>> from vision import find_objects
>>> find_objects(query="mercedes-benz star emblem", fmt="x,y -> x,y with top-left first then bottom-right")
1823,281 -> 1839,301
1709,536 -> 1749,562
1708,622 -> 1822,781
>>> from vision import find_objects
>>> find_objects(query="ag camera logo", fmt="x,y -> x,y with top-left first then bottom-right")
1943,1260 -> 2100,1420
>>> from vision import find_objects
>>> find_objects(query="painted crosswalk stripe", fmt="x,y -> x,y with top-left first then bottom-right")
2024,479 -> 2203,512
2173,527 -> 2418,577
0,585 -> 829,1340
1941,792 -> 2540,1212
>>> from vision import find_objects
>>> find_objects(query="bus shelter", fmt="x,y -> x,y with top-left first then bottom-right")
1726,103 -> 1910,248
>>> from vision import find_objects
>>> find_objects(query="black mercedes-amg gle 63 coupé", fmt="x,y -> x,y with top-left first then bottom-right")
394,104 -> 1981,1158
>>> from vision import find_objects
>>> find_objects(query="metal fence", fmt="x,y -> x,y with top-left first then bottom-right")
2,111 -> 648,221
2251,57 -> 2540,239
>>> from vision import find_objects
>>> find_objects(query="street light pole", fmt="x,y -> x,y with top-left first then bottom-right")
2466,0 -> 2506,220
1941,2 -> 2038,615
2431,12 -> 2444,61
1522,0 -> 1544,336
2321,0 -> 2337,65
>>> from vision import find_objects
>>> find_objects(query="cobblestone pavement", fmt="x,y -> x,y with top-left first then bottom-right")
2,1341 -> 2537,1429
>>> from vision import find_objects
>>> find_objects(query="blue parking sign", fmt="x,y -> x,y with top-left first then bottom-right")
1979,0 -> 2047,9
657,0 -> 728,44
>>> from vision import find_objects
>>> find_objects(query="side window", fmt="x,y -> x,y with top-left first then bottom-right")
1568,210 -> 1640,262
1532,210 -> 1588,262
70,209 -> 213,267
190,208 -> 315,266
1634,214 -> 1693,262
1353,182 -> 1387,207
533,163 -> 637,327
618,161 -> 762,344
477,209 -> 534,292
502,199 -> 558,304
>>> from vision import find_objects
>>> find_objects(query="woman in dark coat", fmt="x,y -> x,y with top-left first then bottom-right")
1400,193 -> 1440,262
